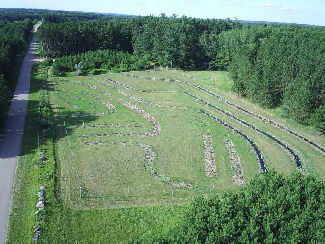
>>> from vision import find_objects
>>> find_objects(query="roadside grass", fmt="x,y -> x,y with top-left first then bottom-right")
41,204 -> 187,243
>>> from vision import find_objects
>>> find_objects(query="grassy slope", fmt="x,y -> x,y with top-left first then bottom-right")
8,67 -> 325,243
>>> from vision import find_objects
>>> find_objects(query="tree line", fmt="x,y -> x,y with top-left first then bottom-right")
36,16 -> 239,69
0,19 -> 33,123
36,17 -> 325,133
52,49 -> 152,76
0,8 -> 126,22
218,25 -> 325,132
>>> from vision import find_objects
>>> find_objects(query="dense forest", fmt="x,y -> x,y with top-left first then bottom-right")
36,16 -> 238,69
0,18 -> 33,122
219,25 -> 325,132
149,171 -> 325,243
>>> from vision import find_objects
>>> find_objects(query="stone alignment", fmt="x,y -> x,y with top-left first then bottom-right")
92,77 -> 188,109
224,137 -> 244,185
179,79 -> 325,154
74,123 -> 139,129
199,109 -> 267,173
78,98 -> 161,138
185,91 -> 302,169
123,73 -> 325,154
202,133 -> 216,177
105,77 -> 176,93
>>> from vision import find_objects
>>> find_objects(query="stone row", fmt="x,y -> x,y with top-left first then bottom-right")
122,73 -> 325,154
61,92 -> 97,110
118,99 -> 161,137
198,109 -> 267,173
94,77 -> 173,108
69,80 -> 116,99
202,133 -> 217,177
116,88 -> 187,109
180,79 -> 325,154
74,123 -> 139,129
105,76 -> 176,93
186,91 -> 302,169
33,89 -> 52,242
78,99 -> 160,138
224,137 -> 244,186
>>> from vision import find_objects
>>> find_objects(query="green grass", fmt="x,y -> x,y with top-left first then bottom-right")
8,67 -> 325,243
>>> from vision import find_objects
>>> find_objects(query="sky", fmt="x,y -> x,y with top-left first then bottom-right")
1,0 -> 325,26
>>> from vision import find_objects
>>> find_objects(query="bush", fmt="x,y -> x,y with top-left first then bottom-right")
90,68 -> 105,75
311,106 -> 325,134
52,49 -> 151,76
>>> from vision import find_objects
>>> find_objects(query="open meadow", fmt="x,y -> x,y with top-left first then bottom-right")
7,66 -> 325,243
51,69 -> 325,208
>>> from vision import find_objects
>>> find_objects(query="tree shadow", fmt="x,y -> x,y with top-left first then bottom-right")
0,61 -> 99,159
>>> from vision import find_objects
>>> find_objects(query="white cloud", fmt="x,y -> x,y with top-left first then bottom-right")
279,6 -> 291,11
258,3 -> 271,8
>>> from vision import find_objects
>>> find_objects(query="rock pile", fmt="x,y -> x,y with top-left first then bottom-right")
224,137 -> 244,185
202,133 -> 216,177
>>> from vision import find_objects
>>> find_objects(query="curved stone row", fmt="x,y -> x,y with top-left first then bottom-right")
79,98 -> 161,138
202,133 -> 217,177
122,73 -> 325,154
74,123 -> 139,129
57,86 -> 115,113
94,77 -> 187,109
123,73 -> 176,83
79,141 -> 193,197
180,79 -> 325,154
198,109 -> 267,173
69,80 -> 116,99
115,89 -> 187,109
186,91 -> 302,169
224,137 -> 244,186
67,100 -> 79,110
60,92 -> 97,110
67,81 -> 193,189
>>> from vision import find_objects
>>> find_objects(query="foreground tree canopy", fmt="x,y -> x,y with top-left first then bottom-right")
145,171 -> 325,243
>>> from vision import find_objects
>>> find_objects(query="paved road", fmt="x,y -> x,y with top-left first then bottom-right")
0,36 -> 37,243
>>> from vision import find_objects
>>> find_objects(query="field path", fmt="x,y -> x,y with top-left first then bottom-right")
0,36 -> 37,244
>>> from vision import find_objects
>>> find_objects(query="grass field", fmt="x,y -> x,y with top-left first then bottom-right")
8,67 -> 325,243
